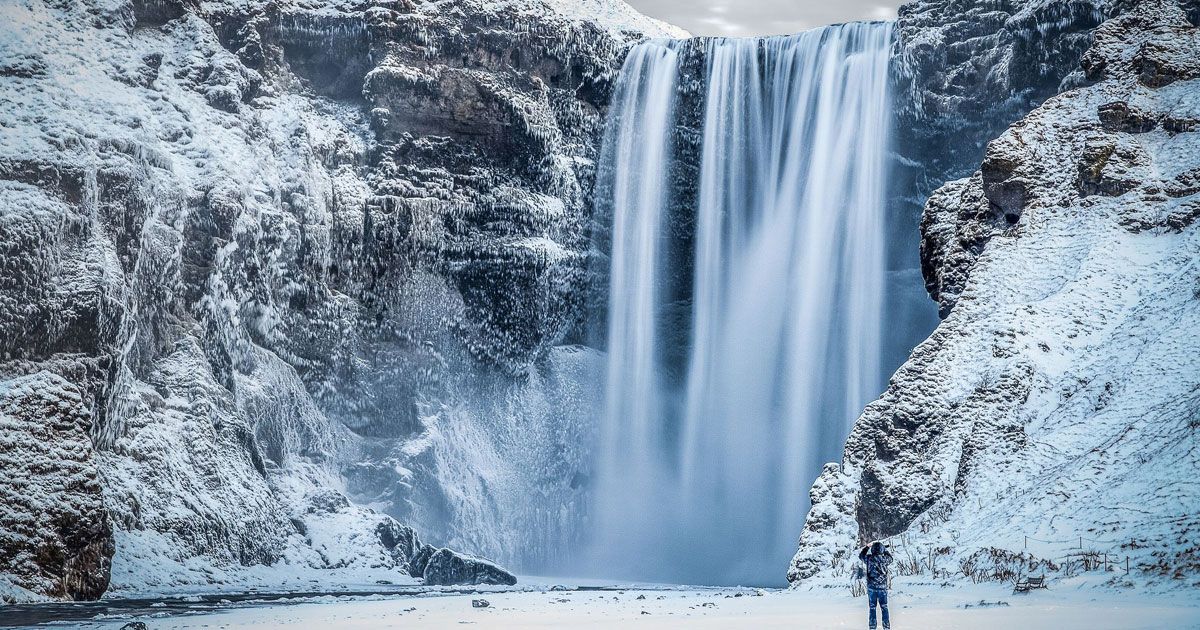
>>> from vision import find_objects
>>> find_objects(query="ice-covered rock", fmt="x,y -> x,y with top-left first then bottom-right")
0,373 -> 112,603
792,0 -> 1200,587
884,0 -> 1151,377
406,541 -> 517,585
417,546 -> 517,586
0,0 -> 665,599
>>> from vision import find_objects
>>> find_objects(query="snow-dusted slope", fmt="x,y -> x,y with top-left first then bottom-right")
0,0 -> 673,602
427,0 -> 689,38
792,0 -> 1200,589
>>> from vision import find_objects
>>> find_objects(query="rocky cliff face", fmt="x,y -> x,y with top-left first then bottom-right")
0,0 -> 677,601
792,0 -> 1200,588
0,374 -> 112,600
893,0 -> 1110,203
885,0 -> 1137,388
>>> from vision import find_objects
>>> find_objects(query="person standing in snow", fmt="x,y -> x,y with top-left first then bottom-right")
859,541 -> 893,630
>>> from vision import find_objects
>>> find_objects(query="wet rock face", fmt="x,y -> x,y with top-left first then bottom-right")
217,0 -> 636,376
892,0 -> 1109,206
0,373 -> 113,601
793,0 -> 1200,586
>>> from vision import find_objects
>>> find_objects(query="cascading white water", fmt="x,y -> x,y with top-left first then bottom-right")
590,22 -> 894,586
590,40 -> 682,553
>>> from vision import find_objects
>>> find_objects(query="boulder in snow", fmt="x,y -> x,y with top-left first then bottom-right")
420,548 -> 517,586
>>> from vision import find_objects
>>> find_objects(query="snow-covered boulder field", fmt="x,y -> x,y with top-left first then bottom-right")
792,0 -> 1200,590
0,0 -> 677,602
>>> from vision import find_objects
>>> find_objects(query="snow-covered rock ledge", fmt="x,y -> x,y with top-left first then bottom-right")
791,0 -> 1200,590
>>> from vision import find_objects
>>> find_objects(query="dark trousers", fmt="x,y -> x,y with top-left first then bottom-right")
868,587 -> 890,629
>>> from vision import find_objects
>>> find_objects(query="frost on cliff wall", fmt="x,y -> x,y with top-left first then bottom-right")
792,0 -> 1200,589
882,0 -> 1159,396
0,0 -> 677,601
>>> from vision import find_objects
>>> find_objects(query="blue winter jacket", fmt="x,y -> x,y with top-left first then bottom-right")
860,546 -> 892,590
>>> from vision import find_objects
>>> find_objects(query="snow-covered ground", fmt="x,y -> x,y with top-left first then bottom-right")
6,577 -> 1198,629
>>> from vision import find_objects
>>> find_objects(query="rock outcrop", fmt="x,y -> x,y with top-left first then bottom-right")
409,545 -> 518,586
792,0 -> 1200,587
899,0 -> 1200,314
884,0 -> 1131,381
0,0 -> 674,600
894,0 -> 1111,190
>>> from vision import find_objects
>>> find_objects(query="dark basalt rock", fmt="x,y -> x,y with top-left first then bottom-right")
0,373 -> 113,601
1098,101 -> 1159,132
405,542 -> 515,586
376,519 -> 423,569
420,548 -> 518,586
408,544 -> 436,578
1133,40 -> 1199,87
132,0 -> 196,27
1164,114 -> 1200,133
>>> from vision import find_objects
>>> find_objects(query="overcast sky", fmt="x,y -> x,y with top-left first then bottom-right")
626,0 -> 905,37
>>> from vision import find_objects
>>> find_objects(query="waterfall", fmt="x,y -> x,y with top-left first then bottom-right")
589,22 -> 894,586
590,39 -> 683,559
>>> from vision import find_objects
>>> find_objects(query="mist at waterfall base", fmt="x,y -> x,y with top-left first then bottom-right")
582,22 -> 897,586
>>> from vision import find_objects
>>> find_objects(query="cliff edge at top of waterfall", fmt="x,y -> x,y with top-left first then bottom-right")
187,0 -> 688,40
427,0 -> 690,39
791,0 -> 1200,591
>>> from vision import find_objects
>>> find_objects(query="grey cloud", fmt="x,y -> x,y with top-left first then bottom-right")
626,0 -> 904,37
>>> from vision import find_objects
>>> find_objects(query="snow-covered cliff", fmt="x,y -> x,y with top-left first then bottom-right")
792,0 -> 1200,589
0,0 -> 677,602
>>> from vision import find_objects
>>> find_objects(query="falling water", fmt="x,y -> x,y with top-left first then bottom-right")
590,40 -> 682,556
590,22 -> 894,586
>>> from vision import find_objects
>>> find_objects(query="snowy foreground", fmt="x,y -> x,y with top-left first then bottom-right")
5,577 -> 1198,629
